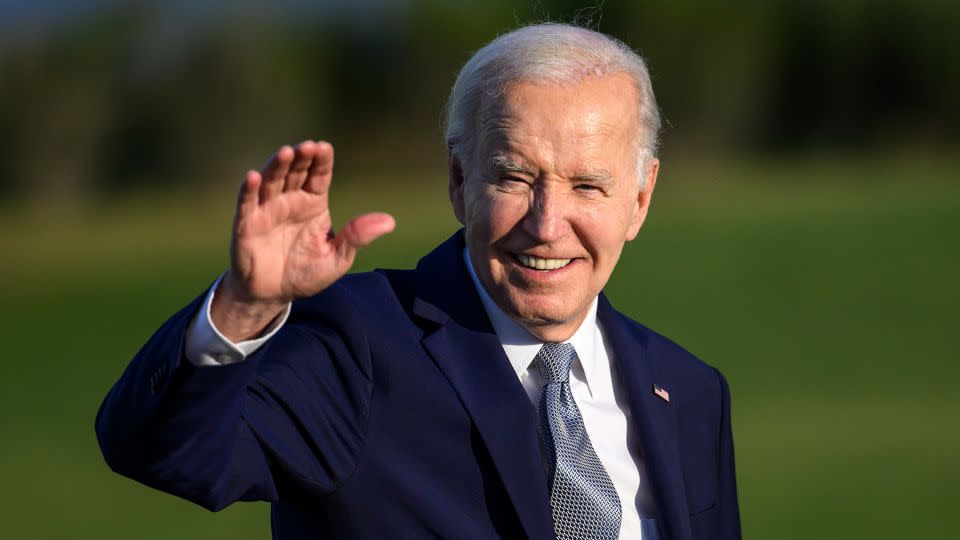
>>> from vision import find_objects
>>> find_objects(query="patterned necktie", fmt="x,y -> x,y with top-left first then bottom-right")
536,342 -> 623,539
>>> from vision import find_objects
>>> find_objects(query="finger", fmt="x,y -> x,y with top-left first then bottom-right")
304,141 -> 335,195
284,140 -> 316,192
334,212 -> 396,262
260,145 -> 294,202
237,170 -> 261,217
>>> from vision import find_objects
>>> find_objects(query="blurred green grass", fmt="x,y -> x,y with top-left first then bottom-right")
1,158 -> 957,538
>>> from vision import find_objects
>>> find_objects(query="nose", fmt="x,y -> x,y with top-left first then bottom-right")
521,185 -> 570,243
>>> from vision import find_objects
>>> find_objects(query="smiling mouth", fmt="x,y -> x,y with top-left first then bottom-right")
513,253 -> 573,271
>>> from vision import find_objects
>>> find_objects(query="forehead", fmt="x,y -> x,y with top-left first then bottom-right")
475,73 -> 639,167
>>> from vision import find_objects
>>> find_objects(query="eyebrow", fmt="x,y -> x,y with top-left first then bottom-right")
491,155 -> 536,176
492,155 -> 615,184
572,170 -> 614,184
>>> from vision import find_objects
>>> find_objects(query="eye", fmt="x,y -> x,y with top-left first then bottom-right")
497,175 -> 531,188
575,184 -> 601,193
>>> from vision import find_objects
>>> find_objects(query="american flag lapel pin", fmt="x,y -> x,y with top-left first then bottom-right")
653,384 -> 670,402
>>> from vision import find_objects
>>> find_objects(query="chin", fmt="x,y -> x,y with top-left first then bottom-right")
502,292 -> 584,334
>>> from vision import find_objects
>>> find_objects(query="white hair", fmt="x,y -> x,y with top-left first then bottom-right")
444,23 -> 661,189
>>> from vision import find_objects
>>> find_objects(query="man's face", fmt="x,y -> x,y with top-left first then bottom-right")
449,73 -> 659,342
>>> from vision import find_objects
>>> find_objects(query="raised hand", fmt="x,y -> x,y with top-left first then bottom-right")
211,141 -> 395,341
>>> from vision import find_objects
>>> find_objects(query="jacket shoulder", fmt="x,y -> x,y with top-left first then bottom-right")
287,269 -> 422,350
292,269 -> 415,314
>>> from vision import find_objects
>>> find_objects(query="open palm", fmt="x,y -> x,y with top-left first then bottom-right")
228,141 -> 395,305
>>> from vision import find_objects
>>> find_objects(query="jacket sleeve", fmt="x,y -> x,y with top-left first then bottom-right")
94,287 -> 373,511
715,368 -> 742,539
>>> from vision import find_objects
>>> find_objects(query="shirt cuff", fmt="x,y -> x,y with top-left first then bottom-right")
184,273 -> 291,366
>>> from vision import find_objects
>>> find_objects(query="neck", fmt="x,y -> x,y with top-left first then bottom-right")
515,312 -> 588,343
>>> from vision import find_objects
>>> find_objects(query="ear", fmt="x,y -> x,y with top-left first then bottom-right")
625,158 -> 659,241
448,148 -> 467,226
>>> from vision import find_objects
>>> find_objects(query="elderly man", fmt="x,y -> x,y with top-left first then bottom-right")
96,23 -> 740,540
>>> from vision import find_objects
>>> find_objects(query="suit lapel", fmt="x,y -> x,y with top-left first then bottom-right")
412,232 -> 555,540
598,295 -> 692,540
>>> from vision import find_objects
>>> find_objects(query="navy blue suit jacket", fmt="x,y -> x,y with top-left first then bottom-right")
96,231 -> 740,539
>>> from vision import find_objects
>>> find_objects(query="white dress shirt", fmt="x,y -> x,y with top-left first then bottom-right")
184,274 -> 290,366
185,256 -> 659,539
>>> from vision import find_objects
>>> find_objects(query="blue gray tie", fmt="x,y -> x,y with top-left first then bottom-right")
537,342 -> 622,539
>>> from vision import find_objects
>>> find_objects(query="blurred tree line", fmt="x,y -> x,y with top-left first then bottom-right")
1,0 -> 957,208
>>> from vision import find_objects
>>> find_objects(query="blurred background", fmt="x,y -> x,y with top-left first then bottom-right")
1,0 -> 957,538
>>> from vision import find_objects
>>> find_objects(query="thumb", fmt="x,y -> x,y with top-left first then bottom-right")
334,212 -> 396,255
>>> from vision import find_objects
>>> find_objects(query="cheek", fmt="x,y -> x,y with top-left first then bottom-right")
577,203 -> 631,260
471,190 -> 528,238
461,184 -> 491,229
491,194 -> 528,225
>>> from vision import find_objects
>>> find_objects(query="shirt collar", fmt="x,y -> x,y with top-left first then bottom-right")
463,248 -> 601,395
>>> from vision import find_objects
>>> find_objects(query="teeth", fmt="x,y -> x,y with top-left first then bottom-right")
515,254 -> 572,270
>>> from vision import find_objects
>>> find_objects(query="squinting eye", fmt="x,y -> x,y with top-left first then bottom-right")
501,176 -> 529,185
576,184 -> 599,192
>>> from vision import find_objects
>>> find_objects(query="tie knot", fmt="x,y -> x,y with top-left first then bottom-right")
536,342 -> 577,384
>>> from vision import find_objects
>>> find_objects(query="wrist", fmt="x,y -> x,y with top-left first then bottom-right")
220,270 -> 290,308
210,272 -> 289,342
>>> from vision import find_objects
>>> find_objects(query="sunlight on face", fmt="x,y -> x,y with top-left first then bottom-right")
450,73 -> 658,341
